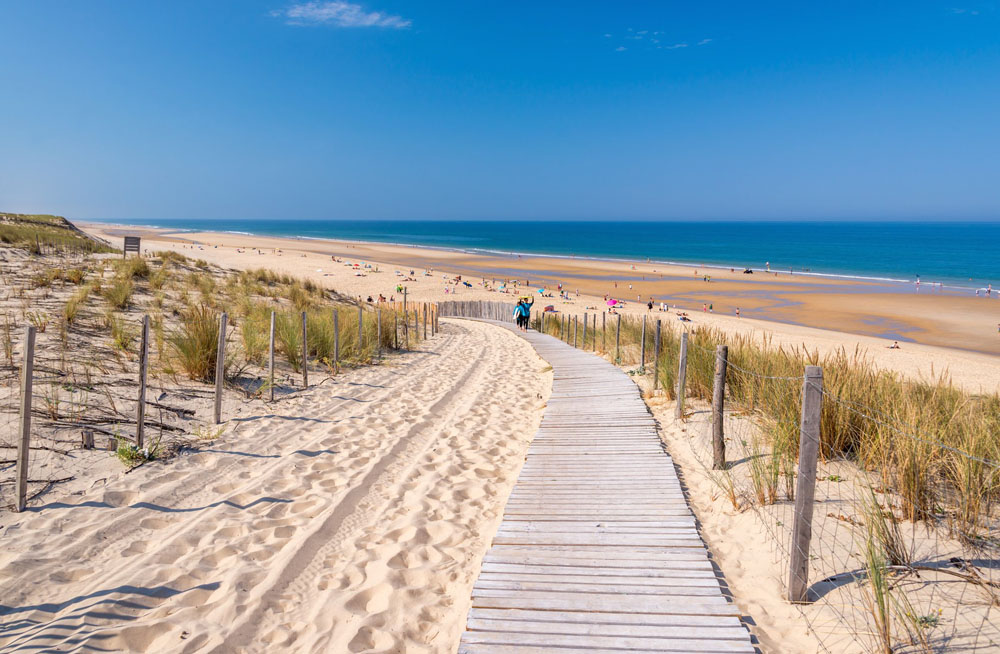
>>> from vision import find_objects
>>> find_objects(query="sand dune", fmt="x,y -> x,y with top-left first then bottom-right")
0,319 -> 549,653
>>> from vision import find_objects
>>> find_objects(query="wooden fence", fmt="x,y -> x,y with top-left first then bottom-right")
437,300 -> 515,323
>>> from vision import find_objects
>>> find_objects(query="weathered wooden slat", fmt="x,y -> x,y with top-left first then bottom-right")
470,594 -> 737,615
481,561 -> 714,574
497,519 -> 696,528
459,646 -> 747,654
472,577 -> 719,598
467,607 -> 743,628
461,631 -> 755,652
477,572 -> 720,587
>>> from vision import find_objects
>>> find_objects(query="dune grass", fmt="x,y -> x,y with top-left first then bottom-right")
170,304 -> 220,381
0,212 -> 116,253
102,276 -> 134,310
535,311 -> 1000,538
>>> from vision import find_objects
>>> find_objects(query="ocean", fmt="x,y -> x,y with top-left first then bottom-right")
91,219 -> 999,290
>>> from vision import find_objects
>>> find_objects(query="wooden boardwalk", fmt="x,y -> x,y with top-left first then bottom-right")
458,323 -> 755,653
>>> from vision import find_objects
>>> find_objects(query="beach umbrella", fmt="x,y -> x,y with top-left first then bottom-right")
607,299 -> 617,306
537,288 -> 544,294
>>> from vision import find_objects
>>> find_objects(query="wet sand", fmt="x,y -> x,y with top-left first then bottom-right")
81,222 -> 1000,393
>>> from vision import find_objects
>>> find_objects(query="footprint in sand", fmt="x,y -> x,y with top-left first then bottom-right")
216,525 -> 249,538
122,540 -> 150,557
290,498 -> 324,518
345,582 -> 393,614
102,490 -> 138,507
347,625 -> 395,653
211,481 -> 239,494
139,516 -> 176,531
385,525 -> 417,543
48,567 -> 91,583
414,521 -> 454,546
273,525 -> 295,539
334,565 -> 366,590
397,568 -> 431,588
387,550 -> 420,570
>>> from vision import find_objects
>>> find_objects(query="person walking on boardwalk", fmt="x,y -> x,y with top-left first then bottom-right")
513,296 -> 533,332
513,299 -> 525,330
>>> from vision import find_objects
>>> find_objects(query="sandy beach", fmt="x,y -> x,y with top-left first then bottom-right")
81,222 -> 1000,394
0,319 -> 550,652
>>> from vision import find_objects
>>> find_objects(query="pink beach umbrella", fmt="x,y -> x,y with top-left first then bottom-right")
607,299 -> 618,306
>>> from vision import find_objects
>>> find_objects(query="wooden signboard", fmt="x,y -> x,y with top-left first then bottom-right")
123,236 -> 141,258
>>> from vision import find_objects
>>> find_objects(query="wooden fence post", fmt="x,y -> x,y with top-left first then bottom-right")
357,303 -> 363,358
653,319 -> 661,389
423,304 -> 428,340
582,313 -> 587,349
615,313 -> 622,363
393,314 -> 399,350
301,311 -> 308,388
377,306 -> 382,359
788,365 -> 824,603
541,310 -> 545,334
711,345 -> 728,470
573,315 -> 578,348
675,332 -> 689,419
403,287 -> 407,314
214,312 -> 227,425
136,315 -> 149,449
14,326 -> 36,512
592,314 -> 597,351
333,309 -> 340,373
269,311 -> 275,401
602,312 -> 606,351
640,315 -> 647,372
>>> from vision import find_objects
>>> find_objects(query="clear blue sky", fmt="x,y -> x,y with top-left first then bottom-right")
1,1 -> 998,221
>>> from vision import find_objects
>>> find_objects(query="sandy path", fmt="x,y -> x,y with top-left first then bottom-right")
0,319 -> 550,653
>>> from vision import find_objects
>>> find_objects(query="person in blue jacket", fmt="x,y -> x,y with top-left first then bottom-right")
513,297 -> 534,332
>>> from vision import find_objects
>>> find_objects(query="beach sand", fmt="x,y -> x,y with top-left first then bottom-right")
81,223 -> 1000,394
0,319 -> 550,652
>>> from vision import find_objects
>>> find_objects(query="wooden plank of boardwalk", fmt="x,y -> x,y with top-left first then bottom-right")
457,321 -> 754,654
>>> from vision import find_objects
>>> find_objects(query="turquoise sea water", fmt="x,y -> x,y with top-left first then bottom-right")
92,219 -> 999,290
